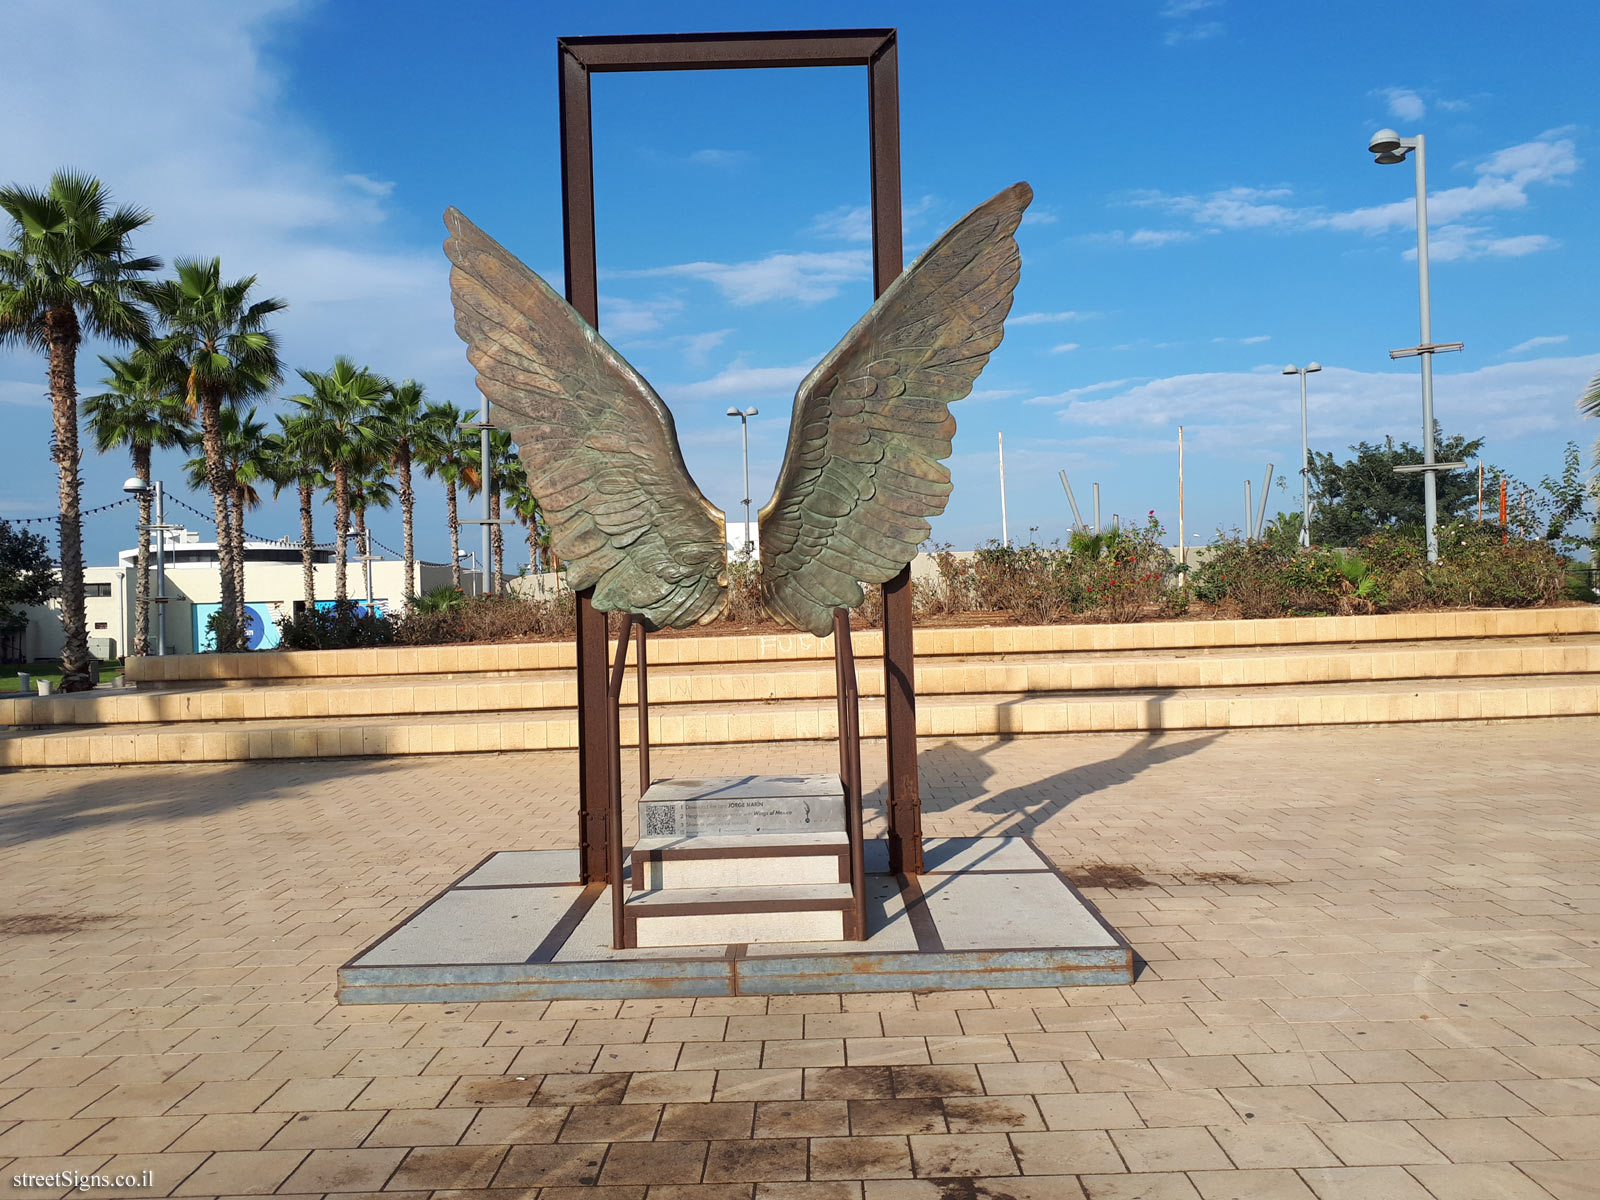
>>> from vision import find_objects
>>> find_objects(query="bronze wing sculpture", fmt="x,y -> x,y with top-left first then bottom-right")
445,181 -> 1031,634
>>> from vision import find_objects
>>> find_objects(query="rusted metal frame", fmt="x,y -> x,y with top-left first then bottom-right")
635,622 -> 651,796
638,843 -> 847,862
560,29 -> 895,72
867,38 -> 923,878
607,613 -> 636,949
833,610 -> 868,941
557,42 -> 611,884
558,28 -> 922,888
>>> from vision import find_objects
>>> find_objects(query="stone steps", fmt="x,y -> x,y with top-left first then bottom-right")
8,635 -> 1596,728
5,671 -> 1595,768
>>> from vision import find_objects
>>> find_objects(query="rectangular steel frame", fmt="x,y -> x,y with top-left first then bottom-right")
557,27 -> 924,881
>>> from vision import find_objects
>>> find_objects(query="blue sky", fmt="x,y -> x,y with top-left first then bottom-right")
3,0 -> 1596,569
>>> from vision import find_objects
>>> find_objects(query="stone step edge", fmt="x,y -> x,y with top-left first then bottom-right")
5,681 -> 1596,767
625,882 -> 855,915
16,646 -> 1600,727
124,607 -> 1600,685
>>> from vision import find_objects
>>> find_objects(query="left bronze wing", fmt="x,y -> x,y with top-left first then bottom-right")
757,182 -> 1031,636
445,208 -> 728,629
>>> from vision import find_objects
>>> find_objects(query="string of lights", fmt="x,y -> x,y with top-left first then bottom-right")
0,496 -> 135,525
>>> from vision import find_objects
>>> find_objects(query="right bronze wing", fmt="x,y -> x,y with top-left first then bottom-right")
444,208 -> 728,629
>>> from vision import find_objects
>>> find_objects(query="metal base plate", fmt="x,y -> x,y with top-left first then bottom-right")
338,838 -> 1134,1003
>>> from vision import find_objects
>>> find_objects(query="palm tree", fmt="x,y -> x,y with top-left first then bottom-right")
375,378 -> 431,602
488,429 -> 520,592
184,405 -> 269,613
273,413 -> 326,608
286,358 -> 389,602
84,352 -> 194,655
0,172 -> 159,689
1583,370 -> 1600,464
349,469 -> 396,607
146,258 -> 284,650
417,407 -> 478,591
503,452 -> 543,574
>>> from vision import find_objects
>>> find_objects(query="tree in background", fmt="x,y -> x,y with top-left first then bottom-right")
271,413 -> 327,608
1307,429 -> 1485,545
0,172 -> 159,687
1,520 -> 55,638
348,469 -> 396,606
1538,442 -> 1599,561
376,379 -> 430,602
84,352 -> 195,654
416,408 -> 479,591
287,358 -> 390,603
147,258 -> 284,649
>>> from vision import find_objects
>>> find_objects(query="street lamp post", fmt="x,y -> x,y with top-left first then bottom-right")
726,406 -> 758,554
1368,128 -> 1464,564
1282,363 -> 1321,547
122,477 -> 170,656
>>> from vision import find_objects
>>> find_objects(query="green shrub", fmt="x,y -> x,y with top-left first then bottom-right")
1426,520 -> 1564,607
275,601 -> 397,650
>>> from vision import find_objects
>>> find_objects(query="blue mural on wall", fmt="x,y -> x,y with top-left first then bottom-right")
193,603 -> 282,651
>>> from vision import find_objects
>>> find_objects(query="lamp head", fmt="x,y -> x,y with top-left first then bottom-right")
1282,365 -> 1299,376
744,406 -> 759,417
1368,128 -> 1403,156
1306,362 -> 1322,373
122,476 -> 150,494
1374,150 -> 1408,165
726,407 -> 741,417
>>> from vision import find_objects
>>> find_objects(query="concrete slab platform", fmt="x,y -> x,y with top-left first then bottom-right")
338,837 -> 1133,1003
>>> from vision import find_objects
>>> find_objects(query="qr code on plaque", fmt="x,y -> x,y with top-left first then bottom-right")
644,806 -> 680,837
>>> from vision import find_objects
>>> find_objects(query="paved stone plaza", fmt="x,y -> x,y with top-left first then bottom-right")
2,720 -> 1598,1199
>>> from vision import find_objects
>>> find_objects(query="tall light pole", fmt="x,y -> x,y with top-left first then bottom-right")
1369,128 -> 1464,564
1282,363 -> 1321,547
726,406 -> 758,554
122,476 -> 170,655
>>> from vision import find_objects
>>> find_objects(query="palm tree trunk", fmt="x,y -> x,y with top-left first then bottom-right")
491,491 -> 505,594
46,309 -> 92,691
199,391 -> 240,647
399,442 -> 416,603
447,484 -> 461,590
334,463 -> 350,603
527,520 -> 537,573
132,444 -> 152,656
232,483 -> 247,614
353,506 -> 368,606
299,478 -> 315,608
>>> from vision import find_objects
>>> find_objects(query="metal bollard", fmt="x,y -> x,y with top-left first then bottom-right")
17,672 -> 29,694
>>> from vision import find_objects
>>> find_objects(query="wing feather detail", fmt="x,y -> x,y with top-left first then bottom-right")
444,208 -> 727,629
757,183 -> 1031,635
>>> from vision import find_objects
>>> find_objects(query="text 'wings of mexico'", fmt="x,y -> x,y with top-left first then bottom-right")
444,182 -> 1031,636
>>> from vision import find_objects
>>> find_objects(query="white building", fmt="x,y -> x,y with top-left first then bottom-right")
13,528 -> 478,662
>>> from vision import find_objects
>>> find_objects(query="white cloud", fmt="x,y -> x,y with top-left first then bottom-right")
970,388 -> 1027,402
0,377 -> 49,409
1112,131 -> 1577,263
680,329 -> 733,364
1505,334 -> 1568,355
0,0 -> 459,390
1129,228 -> 1195,247
1050,343 -> 1080,354
1025,379 -> 1142,405
599,295 -> 685,338
805,195 -> 937,244
1011,310 -> 1099,325
621,250 -> 872,306
1020,210 -> 1059,226
341,173 -> 395,198
807,204 -> 873,243
1380,87 -> 1427,122
663,360 -> 816,404
1051,355 -> 1600,451
688,148 -> 748,167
